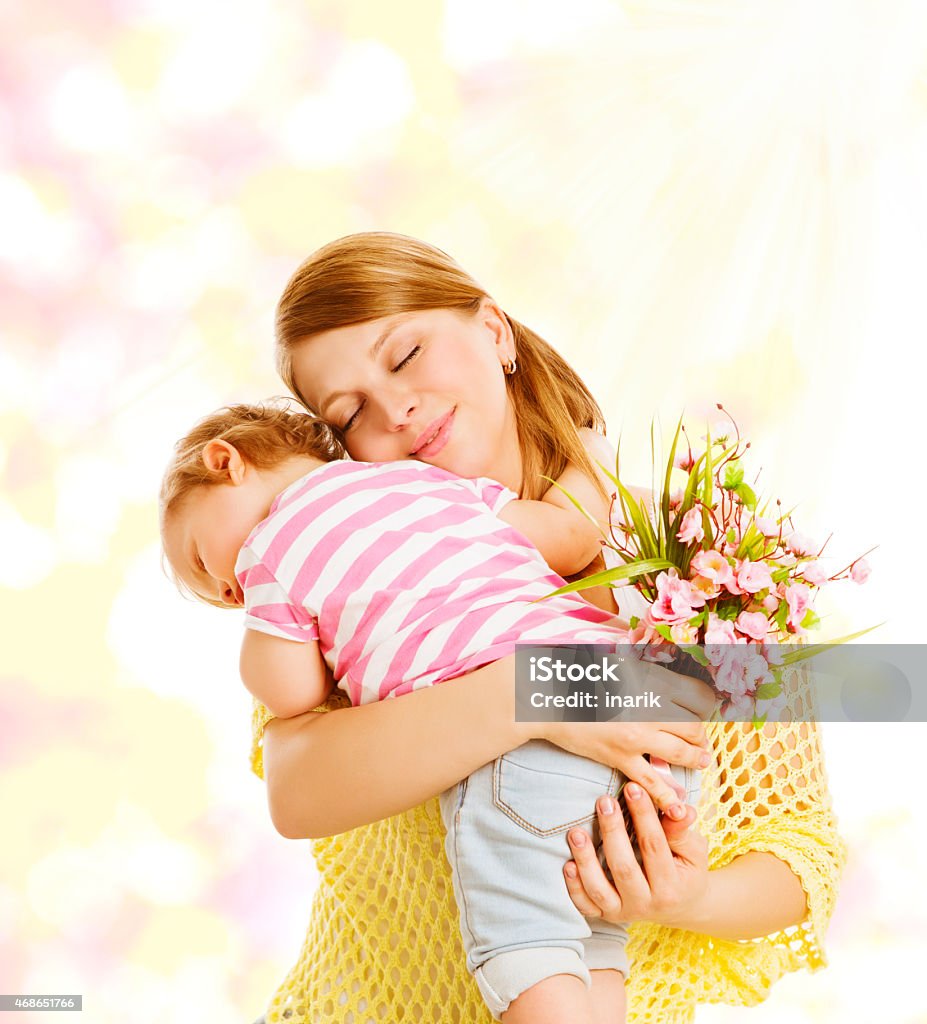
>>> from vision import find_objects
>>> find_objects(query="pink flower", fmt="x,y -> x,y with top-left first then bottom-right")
785,582 -> 812,632
762,593 -> 779,615
762,641 -> 784,666
668,487 -> 685,509
850,558 -> 871,584
786,531 -> 816,557
713,647 -> 771,700
705,614 -> 738,650
676,507 -> 704,545
674,449 -> 701,471
755,690 -> 788,720
689,574 -> 721,601
691,549 -> 734,586
720,692 -> 757,721
754,516 -> 779,538
735,560 -> 774,594
736,610 -> 770,641
628,608 -> 659,644
802,561 -> 830,587
670,621 -> 698,644
650,569 -> 704,625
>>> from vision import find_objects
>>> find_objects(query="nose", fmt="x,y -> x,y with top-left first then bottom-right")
378,387 -> 418,430
221,582 -> 240,606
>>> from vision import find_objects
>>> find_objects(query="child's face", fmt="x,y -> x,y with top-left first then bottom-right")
163,481 -> 266,607
289,302 -> 520,486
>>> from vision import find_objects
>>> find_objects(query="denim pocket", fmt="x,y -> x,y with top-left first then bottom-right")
682,765 -> 702,808
492,741 -> 621,837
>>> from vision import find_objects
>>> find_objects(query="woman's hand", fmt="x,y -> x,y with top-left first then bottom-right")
537,665 -> 717,812
563,784 -> 711,929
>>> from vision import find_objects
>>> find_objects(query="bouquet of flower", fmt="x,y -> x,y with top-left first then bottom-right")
551,406 -> 877,724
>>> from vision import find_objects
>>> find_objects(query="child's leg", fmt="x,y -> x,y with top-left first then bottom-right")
438,740 -> 630,1022
590,969 -> 626,1024
501,974 -> 595,1024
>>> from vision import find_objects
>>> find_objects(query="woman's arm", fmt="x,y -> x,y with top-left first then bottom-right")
679,852 -> 809,938
564,783 -> 807,939
262,658 -> 716,839
565,715 -> 840,941
262,657 -> 526,839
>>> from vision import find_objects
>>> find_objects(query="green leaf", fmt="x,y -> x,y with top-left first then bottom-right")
700,508 -> 714,550
688,609 -> 706,628
779,622 -> 886,664
654,624 -> 673,642
679,644 -> 709,666
735,482 -> 757,510
702,424 -> 713,504
771,567 -> 792,583
716,603 -> 740,621
752,712 -> 768,730
661,416 -> 685,555
723,462 -> 744,489
531,557 -> 677,602
629,615 -> 640,630
775,600 -> 790,632
801,609 -> 821,630
754,681 -> 781,700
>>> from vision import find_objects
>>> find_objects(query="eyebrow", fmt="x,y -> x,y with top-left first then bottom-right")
318,318 -> 408,417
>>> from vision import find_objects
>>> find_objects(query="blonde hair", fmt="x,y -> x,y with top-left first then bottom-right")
159,401 -> 344,606
275,232 -> 608,503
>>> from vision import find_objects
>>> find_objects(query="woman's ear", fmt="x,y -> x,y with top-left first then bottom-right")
479,297 -> 516,365
201,439 -> 246,483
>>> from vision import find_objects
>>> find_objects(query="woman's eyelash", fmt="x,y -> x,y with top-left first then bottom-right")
343,402 -> 364,431
342,346 -> 421,430
392,345 -> 420,372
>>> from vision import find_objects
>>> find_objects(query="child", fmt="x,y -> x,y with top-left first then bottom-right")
159,402 -> 699,1024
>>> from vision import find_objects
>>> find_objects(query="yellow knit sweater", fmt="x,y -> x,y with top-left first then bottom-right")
250,667 -> 845,1023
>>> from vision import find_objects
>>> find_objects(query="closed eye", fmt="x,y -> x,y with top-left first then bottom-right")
392,345 -> 420,372
342,345 -> 421,431
343,401 -> 365,431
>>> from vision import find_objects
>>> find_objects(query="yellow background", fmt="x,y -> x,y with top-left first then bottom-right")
1,1 -> 923,1021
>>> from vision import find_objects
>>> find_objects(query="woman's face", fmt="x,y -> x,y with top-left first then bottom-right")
289,301 -> 522,487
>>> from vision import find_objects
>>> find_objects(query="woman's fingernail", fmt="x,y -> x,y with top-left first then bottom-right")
598,796 -> 614,815
667,804 -> 685,820
699,752 -> 711,768
626,783 -> 641,800
565,862 -> 578,879
570,830 -> 586,847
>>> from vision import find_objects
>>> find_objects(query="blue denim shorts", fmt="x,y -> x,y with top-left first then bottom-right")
438,739 -> 699,1020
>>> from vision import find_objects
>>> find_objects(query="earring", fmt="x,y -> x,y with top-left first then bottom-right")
504,357 -> 517,376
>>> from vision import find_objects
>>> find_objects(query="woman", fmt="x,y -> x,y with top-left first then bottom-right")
251,232 -> 844,1024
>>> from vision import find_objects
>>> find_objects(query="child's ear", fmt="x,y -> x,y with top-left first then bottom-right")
202,440 -> 246,483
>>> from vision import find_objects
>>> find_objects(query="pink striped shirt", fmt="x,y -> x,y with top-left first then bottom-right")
235,460 -> 625,706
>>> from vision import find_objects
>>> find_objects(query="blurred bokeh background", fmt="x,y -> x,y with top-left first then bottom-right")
1,1 -> 924,1021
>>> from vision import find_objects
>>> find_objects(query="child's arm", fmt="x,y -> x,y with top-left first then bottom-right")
496,497 -> 602,578
240,629 -> 335,720
496,427 -> 617,578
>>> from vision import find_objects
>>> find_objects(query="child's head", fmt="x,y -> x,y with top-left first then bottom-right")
159,401 -> 344,608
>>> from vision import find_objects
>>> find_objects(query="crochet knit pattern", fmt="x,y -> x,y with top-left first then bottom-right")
249,664 -> 845,1023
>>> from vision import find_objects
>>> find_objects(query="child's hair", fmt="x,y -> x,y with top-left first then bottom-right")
159,399 -> 345,525
274,231 -> 608,503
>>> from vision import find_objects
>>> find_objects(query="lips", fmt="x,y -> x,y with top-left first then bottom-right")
411,408 -> 455,458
